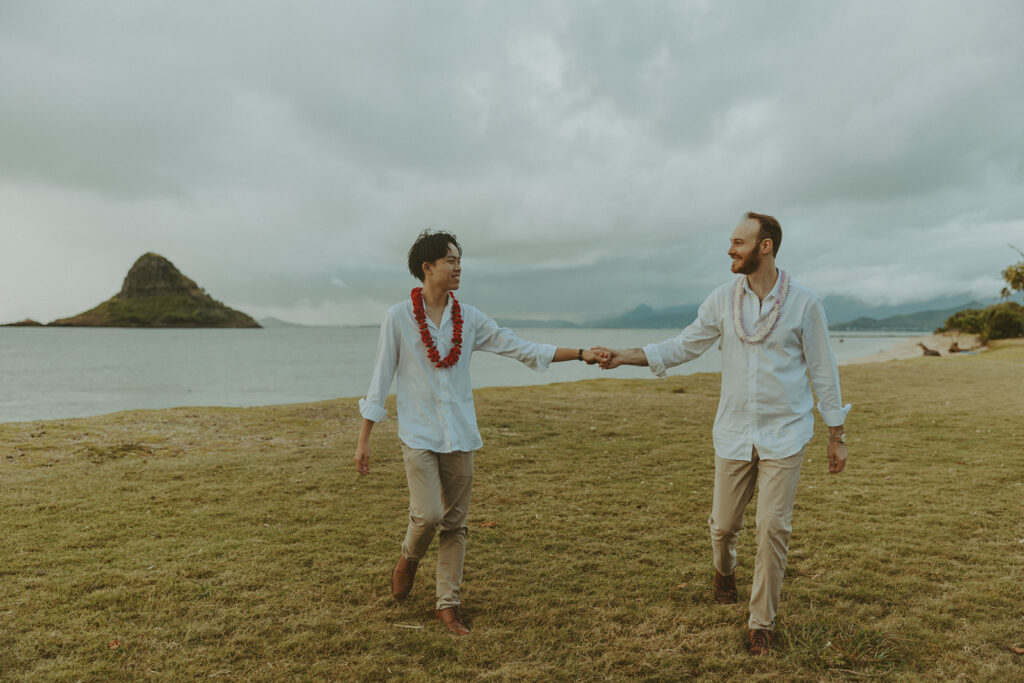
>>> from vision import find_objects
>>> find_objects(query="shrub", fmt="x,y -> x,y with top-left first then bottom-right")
939,302 -> 1024,342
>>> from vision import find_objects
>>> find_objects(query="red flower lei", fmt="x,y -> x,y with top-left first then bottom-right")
411,287 -> 463,368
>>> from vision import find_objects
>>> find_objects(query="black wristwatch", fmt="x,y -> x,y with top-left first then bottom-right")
577,348 -> 584,361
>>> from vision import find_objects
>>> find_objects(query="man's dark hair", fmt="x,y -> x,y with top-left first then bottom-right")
407,230 -> 461,282
746,212 -> 782,257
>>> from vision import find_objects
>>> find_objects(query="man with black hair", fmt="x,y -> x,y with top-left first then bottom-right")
354,230 -> 600,635
594,213 -> 850,655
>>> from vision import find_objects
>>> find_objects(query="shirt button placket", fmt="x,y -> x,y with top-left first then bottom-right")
748,334 -> 759,452
438,369 -> 452,451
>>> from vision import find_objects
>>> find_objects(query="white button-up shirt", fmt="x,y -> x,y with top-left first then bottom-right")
359,297 -> 557,453
643,273 -> 851,461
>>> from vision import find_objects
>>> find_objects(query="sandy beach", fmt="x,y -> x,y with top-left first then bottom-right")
842,332 -> 985,365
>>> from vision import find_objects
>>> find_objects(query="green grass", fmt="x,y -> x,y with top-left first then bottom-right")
1,341 -> 1023,680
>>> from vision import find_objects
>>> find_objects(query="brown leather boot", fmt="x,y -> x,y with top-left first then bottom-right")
435,606 -> 471,635
391,555 -> 418,600
713,570 -> 737,604
748,628 -> 772,655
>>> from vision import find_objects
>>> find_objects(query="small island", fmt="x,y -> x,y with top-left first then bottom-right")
1,319 -> 45,327
46,252 -> 261,328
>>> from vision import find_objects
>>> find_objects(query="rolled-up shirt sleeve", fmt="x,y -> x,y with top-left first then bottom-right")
472,312 -> 556,371
643,301 -> 723,378
359,308 -> 400,422
801,297 -> 852,426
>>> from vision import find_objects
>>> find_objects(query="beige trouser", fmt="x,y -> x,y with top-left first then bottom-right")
400,443 -> 474,610
708,446 -> 805,632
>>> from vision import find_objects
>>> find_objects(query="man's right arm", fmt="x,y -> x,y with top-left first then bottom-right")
353,418 -> 375,476
354,308 -> 400,475
594,347 -> 649,369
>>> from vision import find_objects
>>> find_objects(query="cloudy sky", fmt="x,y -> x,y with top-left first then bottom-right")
2,0 -> 1022,325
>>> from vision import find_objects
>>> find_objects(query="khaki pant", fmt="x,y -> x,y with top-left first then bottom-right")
708,446 -> 804,631
400,443 -> 474,610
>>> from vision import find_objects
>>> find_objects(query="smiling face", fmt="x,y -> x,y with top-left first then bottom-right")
727,218 -> 767,275
422,242 -> 462,292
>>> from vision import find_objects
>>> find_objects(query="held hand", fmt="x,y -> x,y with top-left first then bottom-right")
591,346 -> 623,370
583,348 -> 607,365
354,443 -> 371,476
827,441 -> 847,474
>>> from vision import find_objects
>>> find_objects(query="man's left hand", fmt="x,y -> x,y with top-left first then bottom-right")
827,441 -> 847,474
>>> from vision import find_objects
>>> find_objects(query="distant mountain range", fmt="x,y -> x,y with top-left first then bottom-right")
497,295 -> 996,331
497,303 -> 699,329
820,294 -> 993,328
828,301 -> 989,332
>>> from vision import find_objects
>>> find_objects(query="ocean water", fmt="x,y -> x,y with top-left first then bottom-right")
0,327 -> 916,424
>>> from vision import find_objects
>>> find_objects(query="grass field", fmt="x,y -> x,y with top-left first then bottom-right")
1,341 -> 1022,680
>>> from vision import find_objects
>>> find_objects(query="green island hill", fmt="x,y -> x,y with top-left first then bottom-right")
0,340 -> 1021,678
47,253 -> 260,328
1,318 -> 45,327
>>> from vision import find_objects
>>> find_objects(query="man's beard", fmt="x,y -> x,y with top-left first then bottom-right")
735,249 -> 762,275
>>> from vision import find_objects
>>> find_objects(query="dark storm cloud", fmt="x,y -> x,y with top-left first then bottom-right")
1,1 -> 1021,325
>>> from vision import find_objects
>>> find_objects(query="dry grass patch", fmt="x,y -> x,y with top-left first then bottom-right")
1,341 -> 1022,679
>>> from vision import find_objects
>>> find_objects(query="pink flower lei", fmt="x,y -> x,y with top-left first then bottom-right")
732,270 -> 790,344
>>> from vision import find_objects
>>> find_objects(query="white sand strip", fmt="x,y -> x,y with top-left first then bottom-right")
843,332 -> 985,365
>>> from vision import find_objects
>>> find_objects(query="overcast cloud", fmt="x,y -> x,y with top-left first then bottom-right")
2,0 -> 1022,325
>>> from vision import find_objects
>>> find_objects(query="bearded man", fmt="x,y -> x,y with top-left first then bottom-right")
355,230 -> 601,636
594,212 -> 850,655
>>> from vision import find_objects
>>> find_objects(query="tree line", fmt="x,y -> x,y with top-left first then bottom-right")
940,246 -> 1024,341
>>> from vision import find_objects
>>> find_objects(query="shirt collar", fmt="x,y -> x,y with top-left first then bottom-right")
411,293 -> 452,329
741,270 -> 783,302
439,296 -> 452,326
